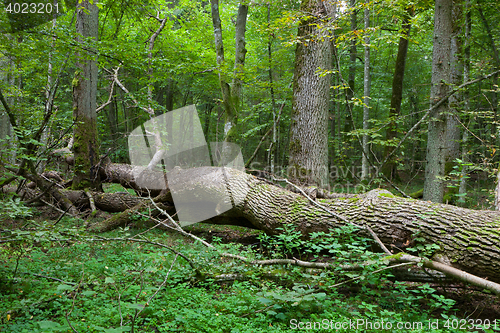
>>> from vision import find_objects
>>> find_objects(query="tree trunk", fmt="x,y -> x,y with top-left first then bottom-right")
361,0 -> 370,181
423,0 -> 453,203
85,165 -> 500,284
267,4 -> 277,175
72,0 -> 100,190
445,0 -> 463,175
0,55 -> 13,162
344,0 -> 357,136
232,3 -> 248,116
289,0 -> 331,187
381,9 -> 412,180
0,54 -> 17,164
477,6 -> 499,146
458,0 -> 472,205
107,91 -> 119,150
147,15 -> 168,116
209,0 -> 248,143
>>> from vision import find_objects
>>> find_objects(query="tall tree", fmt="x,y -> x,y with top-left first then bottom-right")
72,0 -> 100,190
361,0 -> 370,180
445,0 -> 463,174
288,0 -> 332,187
423,0 -> 453,203
381,7 -> 413,180
345,0 -> 357,135
267,4 -> 277,174
478,5 -> 499,144
459,0 -> 472,204
0,56 -> 14,164
209,0 -> 248,142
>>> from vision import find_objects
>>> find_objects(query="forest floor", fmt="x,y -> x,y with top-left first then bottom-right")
1,185 -> 499,332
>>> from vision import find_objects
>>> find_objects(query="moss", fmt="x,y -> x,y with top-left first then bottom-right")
290,202 -> 301,215
224,124 -> 239,143
72,77 -> 79,88
383,252 -> 403,260
443,187 -> 458,204
409,189 -> 423,199
378,192 -> 395,198
72,114 -> 100,190
289,139 -> 301,155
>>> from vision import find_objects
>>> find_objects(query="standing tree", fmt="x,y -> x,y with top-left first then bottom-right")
381,6 -> 413,180
72,0 -> 100,190
209,0 -> 249,142
345,0 -> 357,136
288,0 -> 332,187
361,0 -> 370,181
423,0 -> 453,203
445,0 -> 463,176
458,0 -> 472,203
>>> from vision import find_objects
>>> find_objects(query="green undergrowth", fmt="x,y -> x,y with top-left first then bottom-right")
0,214 -> 488,333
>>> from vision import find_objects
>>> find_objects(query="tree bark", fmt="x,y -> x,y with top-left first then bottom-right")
361,0 -> 370,181
267,4 -> 277,175
72,0 -> 100,190
477,6 -> 499,144
209,0 -> 248,142
458,0 -> 472,204
381,9 -> 412,181
423,0 -> 453,203
85,165 -> 500,284
445,0 -> 463,174
344,0 -> 357,136
232,3 -> 248,115
288,0 -> 331,187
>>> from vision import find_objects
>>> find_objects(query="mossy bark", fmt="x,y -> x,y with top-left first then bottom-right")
288,0 -> 331,187
72,0 -> 100,190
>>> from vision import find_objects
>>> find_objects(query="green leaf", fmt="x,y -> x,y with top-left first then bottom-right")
258,297 -> 273,304
37,320 -> 61,329
275,313 -> 287,320
102,327 -> 131,333
125,303 -> 146,310
56,284 -> 74,291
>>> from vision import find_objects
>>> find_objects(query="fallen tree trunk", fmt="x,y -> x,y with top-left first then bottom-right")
100,163 -> 163,197
62,189 -> 147,212
83,166 -> 500,284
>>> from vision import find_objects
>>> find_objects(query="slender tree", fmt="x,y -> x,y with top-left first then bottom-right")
458,0 -> 471,204
478,5 -> 499,144
267,4 -> 277,174
445,0 -> 463,175
289,0 -> 332,187
381,7 -> 413,180
72,0 -> 100,190
209,0 -> 248,142
361,0 -> 370,180
345,0 -> 357,135
423,0 -> 453,203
